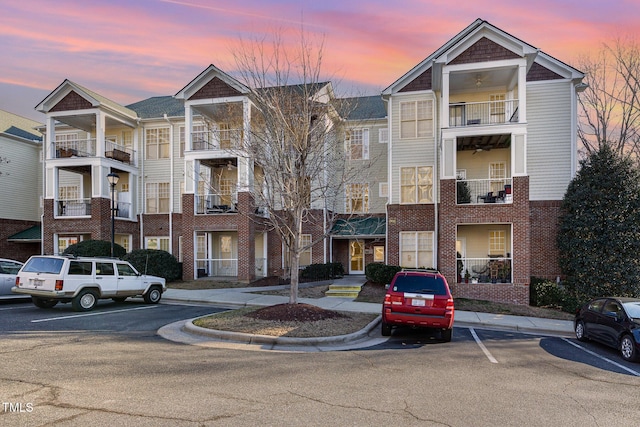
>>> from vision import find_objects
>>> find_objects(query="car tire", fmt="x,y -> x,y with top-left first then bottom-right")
620,335 -> 638,362
112,297 -> 127,303
441,328 -> 453,342
575,320 -> 588,342
381,321 -> 392,336
143,286 -> 162,304
72,289 -> 98,312
32,296 -> 58,309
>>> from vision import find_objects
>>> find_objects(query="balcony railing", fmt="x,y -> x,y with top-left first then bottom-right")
191,128 -> 243,151
53,139 -> 136,164
457,178 -> 512,205
115,201 -> 131,219
196,259 -> 238,277
449,100 -> 519,127
195,194 -> 238,214
57,199 -> 92,217
458,257 -> 512,283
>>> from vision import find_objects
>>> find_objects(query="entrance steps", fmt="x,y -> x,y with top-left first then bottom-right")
324,284 -> 362,298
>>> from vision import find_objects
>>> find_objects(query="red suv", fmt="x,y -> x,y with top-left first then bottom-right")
381,269 -> 455,341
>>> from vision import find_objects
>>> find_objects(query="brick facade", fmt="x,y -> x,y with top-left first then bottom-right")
529,200 -> 563,280
0,219 -> 40,262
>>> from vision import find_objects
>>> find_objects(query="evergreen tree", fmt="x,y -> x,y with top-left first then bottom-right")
557,145 -> 640,300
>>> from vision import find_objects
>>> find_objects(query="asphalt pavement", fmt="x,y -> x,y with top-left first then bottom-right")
159,276 -> 575,351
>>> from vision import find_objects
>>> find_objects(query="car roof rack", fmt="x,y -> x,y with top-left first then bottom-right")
400,267 -> 440,274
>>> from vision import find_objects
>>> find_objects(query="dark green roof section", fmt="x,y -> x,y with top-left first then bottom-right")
331,217 -> 386,237
126,96 -> 185,119
8,225 -> 41,242
335,95 -> 386,121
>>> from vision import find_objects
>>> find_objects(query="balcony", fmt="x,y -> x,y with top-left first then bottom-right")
53,139 -> 136,164
57,199 -> 92,217
195,194 -> 237,214
449,100 -> 519,127
458,257 -> 512,283
457,178 -> 512,205
192,128 -> 243,151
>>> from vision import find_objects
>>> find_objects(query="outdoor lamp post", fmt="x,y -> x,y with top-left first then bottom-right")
107,172 -> 120,257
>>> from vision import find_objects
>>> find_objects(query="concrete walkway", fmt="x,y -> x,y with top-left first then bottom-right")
159,276 -> 575,351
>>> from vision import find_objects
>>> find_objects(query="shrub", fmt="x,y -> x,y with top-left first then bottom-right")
300,262 -> 344,281
366,263 -> 402,285
63,240 -> 126,258
531,278 -> 580,314
122,249 -> 182,282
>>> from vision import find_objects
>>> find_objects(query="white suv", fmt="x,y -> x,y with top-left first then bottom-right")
13,255 -> 166,311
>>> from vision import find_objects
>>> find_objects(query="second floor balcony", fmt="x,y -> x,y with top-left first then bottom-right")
457,178 -> 512,205
449,99 -> 519,127
54,139 -> 136,165
56,198 -> 131,218
192,128 -> 243,151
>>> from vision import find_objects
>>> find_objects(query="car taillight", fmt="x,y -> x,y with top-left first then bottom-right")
55,280 -> 63,291
384,294 -> 403,305
445,298 -> 454,313
15,277 -> 20,287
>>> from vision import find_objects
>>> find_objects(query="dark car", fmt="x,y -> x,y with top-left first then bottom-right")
574,297 -> 640,362
381,268 -> 455,341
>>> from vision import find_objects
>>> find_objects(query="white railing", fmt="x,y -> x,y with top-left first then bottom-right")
449,100 -> 519,127
456,178 -> 512,205
57,199 -> 92,217
105,140 -> 135,164
54,139 -> 96,158
191,128 -> 243,151
115,201 -> 131,219
458,257 -> 512,283
195,194 -> 238,214
195,259 -> 238,277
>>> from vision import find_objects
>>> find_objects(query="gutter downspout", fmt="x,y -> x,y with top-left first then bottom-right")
138,119 -> 144,249
164,114 -> 174,254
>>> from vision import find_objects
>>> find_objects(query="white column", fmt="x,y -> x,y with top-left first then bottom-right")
46,116 -> 56,160
96,110 -> 106,156
442,70 -> 450,128
518,64 -> 527,123
185,104 -> 192,151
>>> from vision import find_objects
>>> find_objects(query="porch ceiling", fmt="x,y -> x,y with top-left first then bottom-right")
457,134 -> 511,152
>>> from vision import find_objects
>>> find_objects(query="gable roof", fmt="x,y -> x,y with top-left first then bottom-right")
0,109 -> 42,142
383,19 -> 583,95
126,96 -> 185,119
335,95 -> 387,121
174,64 -> 250,100
35,79 -> 138,120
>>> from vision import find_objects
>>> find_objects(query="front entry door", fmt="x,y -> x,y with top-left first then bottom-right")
350,241 -> 364,274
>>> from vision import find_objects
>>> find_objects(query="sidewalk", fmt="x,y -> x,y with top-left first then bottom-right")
160,276 -> 575,348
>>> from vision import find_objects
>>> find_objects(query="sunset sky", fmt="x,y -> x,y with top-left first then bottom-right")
1,0 -> 639,121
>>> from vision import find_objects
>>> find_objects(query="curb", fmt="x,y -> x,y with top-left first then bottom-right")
454,321 -> 574,337
183,314 -> 382,346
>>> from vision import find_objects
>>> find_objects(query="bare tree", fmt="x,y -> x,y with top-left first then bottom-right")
577,37 -> 640,158
229,30 -> 376,304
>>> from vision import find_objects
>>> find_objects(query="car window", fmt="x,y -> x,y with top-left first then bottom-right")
68,261 -> 93,275
622,302 -> 640,319
0,261 -> 22,274
392,275 -> 447,294
587,299 -> 606,313
22,257 -> 65,274
96,262 -> 115,275
116,263 -> 138,277
603,300 -> 622,317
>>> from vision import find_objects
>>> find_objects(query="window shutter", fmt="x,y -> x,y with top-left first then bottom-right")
363,128 -> 369,160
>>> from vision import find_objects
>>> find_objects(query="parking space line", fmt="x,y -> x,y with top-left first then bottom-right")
469,327 -> 498,364
561,338 -> 640,376
31,305 -> 158,323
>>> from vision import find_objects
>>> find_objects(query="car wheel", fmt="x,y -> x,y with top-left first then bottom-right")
32,297 -> 58,309
143,286 -> 162,304
575,320 -> 588,342
112,297 -> 127,303
381,321 -> 392,336
72,289 -> 98,311
441,328 -> 453,342
620,335 -> 638,362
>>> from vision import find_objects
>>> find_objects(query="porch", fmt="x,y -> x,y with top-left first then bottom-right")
456,224 -> 512,283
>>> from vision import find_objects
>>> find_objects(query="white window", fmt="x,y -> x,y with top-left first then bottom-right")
400,100 -> 433,139
400,231 -> 434,268
490,162 -> 506,193
59,186 -> 79,201
490,94 -> 506,123
145,128 -> 170,159
145,237 -> 170,252
58,237 -> 79,255
178,126 -> 185,157
400,166 -> 433,204
374,246 -> 385,262
219,123 -> 233,149
379,182 -> 389,198
283,234 -> 312,268
346,183 -> 369,213
346,128 -> 369,160
146,182 -> 170,213
489,230 -> 506,256
121,130 -> 133,149
379,128 -> 388,144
